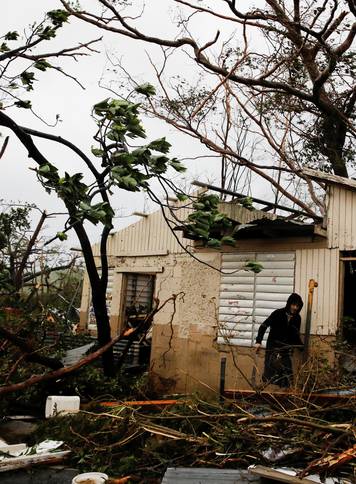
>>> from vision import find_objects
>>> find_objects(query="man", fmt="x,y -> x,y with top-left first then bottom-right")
254,293 -> 304,388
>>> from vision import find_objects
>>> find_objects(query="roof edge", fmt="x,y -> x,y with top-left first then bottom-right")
303,168 -> 356,191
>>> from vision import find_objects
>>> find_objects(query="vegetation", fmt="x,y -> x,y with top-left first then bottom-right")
33,394 -> 355,482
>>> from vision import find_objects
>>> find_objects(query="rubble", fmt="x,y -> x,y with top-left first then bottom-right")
32,393 -> 355,483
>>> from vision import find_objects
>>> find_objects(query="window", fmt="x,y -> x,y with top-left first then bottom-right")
123,273 -> 155,328
218,252 -> 295,347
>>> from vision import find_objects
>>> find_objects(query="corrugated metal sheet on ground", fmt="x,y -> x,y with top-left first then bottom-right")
62,342 -> 95,366
161,467 -> 260,483
46,331 -> 143,367
218,252 -> 295,347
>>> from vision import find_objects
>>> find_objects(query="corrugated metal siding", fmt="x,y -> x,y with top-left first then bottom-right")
162,467 -> 260,483
218,252 -> 295,346
93,205 -> 192,257
91,199 -> 271,257
295,248 -> 339,335
328,185 -> 356,250
219,202 -> 277,224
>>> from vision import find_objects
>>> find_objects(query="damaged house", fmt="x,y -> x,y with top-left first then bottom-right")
79,169 -> 356,395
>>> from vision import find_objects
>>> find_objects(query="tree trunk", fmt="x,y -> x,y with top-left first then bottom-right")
91,286 -> 115,377
322,115 -> 349,178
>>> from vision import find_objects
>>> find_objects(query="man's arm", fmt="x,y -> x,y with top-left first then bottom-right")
255,310 -> 276,351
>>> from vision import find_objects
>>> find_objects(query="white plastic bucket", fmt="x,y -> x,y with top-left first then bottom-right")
45,395 -> 80,418
72,472 -> 108,484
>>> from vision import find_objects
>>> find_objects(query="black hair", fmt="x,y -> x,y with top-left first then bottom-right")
286,293 -> 304,312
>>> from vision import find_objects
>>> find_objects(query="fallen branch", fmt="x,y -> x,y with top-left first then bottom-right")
0,333 -> 121,396
0,326 -> 64,370
237,415 -> 353,435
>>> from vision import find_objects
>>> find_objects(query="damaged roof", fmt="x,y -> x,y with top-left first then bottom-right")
231,217 -> 322,239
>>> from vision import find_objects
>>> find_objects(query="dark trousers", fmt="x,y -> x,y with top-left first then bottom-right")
262,348 -> 293,388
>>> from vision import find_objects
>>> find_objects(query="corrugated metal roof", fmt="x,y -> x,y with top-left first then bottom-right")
232,218 -> 318,239
161,467 -> 260,483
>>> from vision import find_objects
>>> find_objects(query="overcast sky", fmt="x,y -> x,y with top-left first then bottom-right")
1,0 -> 261,248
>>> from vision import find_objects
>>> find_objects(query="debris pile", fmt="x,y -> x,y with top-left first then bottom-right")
33,394 -> 355,483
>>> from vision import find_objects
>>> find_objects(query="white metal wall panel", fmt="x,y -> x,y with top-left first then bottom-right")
218,252 -> 295,346
327,185 -> 356,250
295,248 -> 339,335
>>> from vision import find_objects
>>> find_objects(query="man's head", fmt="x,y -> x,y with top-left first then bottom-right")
286,293 -> 303,315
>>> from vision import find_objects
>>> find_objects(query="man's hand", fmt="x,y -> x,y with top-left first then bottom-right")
254,343 -> 262,353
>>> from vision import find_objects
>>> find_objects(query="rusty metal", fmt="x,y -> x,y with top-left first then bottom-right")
303,279 -> 318,362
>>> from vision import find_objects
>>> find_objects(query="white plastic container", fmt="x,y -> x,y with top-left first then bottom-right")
45,395 -> 80,418
72,472 -> 108,484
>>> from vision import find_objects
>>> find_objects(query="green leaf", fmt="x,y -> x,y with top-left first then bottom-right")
14,100 -> 32,109
240,196 -> 254,210
47,9 -> 70,27
170,158 -> 186,173
91,147 -> 104,157
38,164 -> 51,175
56,231 -> 68,241
116,175 -> 138,190
135,83 -> 156,97
93,98 -> 110,115
39,26 -> 56,40
34,59 -> 52,71
221,236 -> 236,246
176,193 -> 188,202
244,260 -> 263,274
0,43 -> 10,52
207,238 -> 221,248
20,71 -> 36,91
148,137 -> 171,154
5,31 -> 19,41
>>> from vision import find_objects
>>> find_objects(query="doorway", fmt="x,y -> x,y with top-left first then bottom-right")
341,252 -> 356,346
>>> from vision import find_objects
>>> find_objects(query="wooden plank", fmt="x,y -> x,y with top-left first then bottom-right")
0,451 -> 70,472
224,389 -> 356,400
249,465 -> 335,484
303,168 -> 356,191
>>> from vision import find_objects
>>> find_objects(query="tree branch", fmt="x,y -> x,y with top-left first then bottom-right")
0,332 -> 122,396
0,326 -> 63,371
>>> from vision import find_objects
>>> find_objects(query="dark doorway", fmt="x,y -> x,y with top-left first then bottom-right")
342,253 -> 356,346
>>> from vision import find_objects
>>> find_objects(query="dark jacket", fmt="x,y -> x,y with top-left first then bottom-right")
255,293 -> 304,350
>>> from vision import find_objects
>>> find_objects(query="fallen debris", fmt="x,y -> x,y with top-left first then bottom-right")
249,465 -> 353,484
0,439 -> 70,472
32,395 -> 355,483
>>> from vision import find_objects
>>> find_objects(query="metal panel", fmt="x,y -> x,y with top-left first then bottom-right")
328,185 -> 356,250
162,467 -> 260,483
218,252 -> 295,346
93,202 -> 194,257
295,247 -> 339,335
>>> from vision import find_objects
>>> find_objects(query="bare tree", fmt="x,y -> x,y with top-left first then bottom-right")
60,0 -> 356,214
